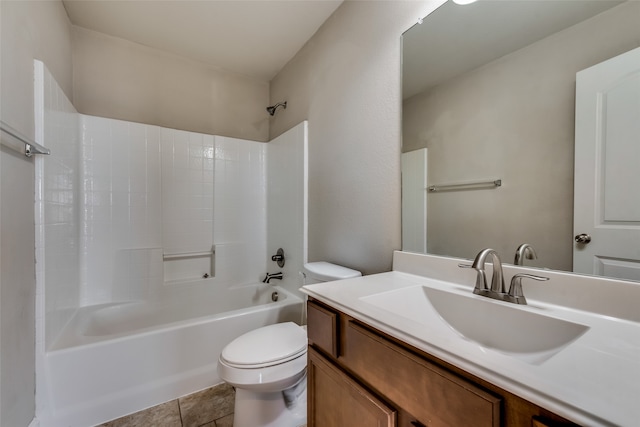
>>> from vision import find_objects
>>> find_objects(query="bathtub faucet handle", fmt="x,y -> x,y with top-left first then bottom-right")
263,272 -> 283,284
271,248 -> 285,267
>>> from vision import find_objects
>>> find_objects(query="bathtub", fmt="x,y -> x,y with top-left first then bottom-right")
40,281 -> 303,427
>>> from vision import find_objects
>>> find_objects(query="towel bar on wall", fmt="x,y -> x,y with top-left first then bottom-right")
428,179 -> 502,192
0,120 -> 51,158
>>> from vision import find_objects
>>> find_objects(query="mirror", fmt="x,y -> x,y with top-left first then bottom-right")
401,0 -> 639,277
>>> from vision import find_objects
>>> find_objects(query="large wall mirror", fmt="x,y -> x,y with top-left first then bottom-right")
401,0 -> 640,280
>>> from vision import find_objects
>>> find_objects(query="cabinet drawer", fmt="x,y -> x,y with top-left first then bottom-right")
307,300 -> 338,357
344,321 -> 501,427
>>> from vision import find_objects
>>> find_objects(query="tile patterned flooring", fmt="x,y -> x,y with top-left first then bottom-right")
98,383 -> 235,427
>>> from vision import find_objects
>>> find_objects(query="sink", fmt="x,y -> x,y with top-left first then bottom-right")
361,285 -> 589,364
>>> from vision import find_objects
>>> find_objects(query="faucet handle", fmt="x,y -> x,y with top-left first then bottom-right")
506,273 -> 549,305
271,248 -> 285,267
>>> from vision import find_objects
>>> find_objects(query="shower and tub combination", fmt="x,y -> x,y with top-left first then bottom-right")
45,280 -> 303,427
33,61 -> 308,427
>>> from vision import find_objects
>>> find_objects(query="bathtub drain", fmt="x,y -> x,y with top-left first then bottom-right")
271,291 -> 279,302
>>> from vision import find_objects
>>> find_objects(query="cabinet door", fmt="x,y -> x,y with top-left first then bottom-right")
308,347 -> 397,427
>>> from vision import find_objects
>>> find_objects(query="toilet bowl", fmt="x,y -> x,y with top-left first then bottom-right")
217,262 -> 361,427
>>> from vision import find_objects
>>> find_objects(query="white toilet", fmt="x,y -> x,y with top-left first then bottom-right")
217,262 -> 361,427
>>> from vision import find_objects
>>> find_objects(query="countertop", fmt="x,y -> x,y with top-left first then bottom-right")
301,252 -> 640,427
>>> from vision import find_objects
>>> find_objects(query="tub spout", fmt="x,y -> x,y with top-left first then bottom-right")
263,272 -> 283,284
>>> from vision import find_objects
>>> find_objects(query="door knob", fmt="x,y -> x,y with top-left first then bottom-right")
574,233 -> 592,244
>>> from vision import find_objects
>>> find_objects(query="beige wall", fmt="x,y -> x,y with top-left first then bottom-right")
0,2 -> 73,426
270,1 -> 439,274
72,27 -> 270,142
403,2 -> 640,271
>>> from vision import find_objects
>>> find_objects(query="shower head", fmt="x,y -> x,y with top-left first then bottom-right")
266,101 -> 287,116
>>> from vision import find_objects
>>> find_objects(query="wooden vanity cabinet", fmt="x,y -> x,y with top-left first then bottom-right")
307,299 -> 581,427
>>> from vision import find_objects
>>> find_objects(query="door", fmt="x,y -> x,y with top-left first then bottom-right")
401,149 -> 428,253
574,47 -> 640,280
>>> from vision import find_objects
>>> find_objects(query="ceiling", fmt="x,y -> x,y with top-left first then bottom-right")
402,0 -> 624,99
62,0 -> 343,81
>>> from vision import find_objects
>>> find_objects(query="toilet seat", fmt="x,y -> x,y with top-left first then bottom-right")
218,322 -> 308,392
220,322 -> 307,368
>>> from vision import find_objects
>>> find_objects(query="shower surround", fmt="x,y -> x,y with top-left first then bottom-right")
33,61 -> 308,426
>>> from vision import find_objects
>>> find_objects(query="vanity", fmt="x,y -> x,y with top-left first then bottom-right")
301,251 -> 640,427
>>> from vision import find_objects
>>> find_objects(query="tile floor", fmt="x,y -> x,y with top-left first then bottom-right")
98,383 -> 234,427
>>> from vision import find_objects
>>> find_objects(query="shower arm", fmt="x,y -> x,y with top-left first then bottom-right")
266,101 -> 287,116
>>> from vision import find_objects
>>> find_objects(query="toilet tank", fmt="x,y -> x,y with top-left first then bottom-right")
302,262 -> 361,285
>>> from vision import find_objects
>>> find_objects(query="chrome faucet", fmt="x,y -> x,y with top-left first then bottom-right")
263,272 -> 283,284
514,243 -> 537,266
467,248 -> 505,298
460,248 -> 548,305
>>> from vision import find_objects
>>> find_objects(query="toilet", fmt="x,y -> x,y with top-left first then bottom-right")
217,262 -> 361,427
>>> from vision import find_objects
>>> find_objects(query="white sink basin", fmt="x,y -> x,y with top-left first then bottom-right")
361,285 -> 589,364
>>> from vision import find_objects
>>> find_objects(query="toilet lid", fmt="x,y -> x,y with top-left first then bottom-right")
221,322 -> 307,368
303,262 -> 361,281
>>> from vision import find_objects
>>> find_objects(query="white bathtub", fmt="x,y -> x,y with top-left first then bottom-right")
40,282 -> 303,427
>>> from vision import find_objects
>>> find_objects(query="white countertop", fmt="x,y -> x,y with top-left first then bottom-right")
301,252 -> 640,427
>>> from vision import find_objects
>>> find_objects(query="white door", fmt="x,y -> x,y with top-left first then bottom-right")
401,149 -> 428,253
573,47 -> 640,280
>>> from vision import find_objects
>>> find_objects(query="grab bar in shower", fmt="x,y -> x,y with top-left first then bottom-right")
0,120 -> 51,158
162,248 -> 216,260
428,179 -> 502,193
